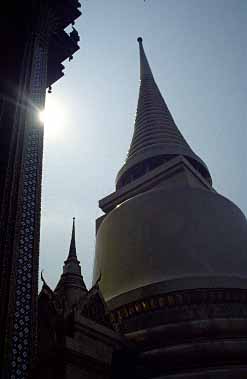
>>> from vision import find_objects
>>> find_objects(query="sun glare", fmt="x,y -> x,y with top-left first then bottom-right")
39,110 -> 46,123
39,97 -> 66,140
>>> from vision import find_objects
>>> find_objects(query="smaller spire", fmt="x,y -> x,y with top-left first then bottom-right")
67,217 -> 77,260
54,219 -> 87,307
62,218 -> 81,275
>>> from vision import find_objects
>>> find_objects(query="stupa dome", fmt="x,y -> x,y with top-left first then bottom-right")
94,187 -> 247,305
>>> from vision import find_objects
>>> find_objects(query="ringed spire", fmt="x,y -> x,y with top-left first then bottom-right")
116,37 -> 211,189
55,218 -> 87,299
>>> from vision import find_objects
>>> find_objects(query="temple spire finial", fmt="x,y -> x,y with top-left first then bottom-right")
54,218 -> 87,303
67,217 -> 77,260
62,217 -> 82,275
137,36 -> 154,81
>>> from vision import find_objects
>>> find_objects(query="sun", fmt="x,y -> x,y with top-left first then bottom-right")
39,110 -> 46,123
39,97 -> 66,140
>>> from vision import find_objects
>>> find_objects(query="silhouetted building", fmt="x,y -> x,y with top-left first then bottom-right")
39,38 -> 247,378
0,2 -> 81,378
37,220 -> 126,379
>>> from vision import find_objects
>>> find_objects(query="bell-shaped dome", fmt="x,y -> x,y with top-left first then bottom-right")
94,187 -> 247,304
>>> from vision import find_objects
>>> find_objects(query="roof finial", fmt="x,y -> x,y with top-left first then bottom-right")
67,217 -> 77,260
55,218 -> 87,300
40,270 -> 52,293
137,36 -> 154,81
41,269 -> 46,284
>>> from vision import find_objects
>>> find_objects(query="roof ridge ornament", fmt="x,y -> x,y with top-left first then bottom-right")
41,269 -> 47,286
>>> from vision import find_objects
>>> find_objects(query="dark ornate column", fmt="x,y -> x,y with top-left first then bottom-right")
1,6 -> 54,379
0,2 -> 81,377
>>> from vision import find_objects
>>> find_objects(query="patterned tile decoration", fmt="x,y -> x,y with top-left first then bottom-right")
10,39 -> 48,379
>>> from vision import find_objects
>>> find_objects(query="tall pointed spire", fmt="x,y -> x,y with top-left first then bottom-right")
63,217 -> 81,274
116,37 -> 211,189
67,217 -> 77,260
55,219 -> 87,307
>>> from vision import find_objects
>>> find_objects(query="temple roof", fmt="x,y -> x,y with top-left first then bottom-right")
116,38 -> 211,188
4,1 -> 82,88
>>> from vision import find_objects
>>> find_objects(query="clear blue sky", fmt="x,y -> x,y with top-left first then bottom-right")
40,0 -> 247,289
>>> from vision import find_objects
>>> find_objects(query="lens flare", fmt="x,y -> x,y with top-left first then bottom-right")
39,97 -> 66,140
39,110 -> 45,123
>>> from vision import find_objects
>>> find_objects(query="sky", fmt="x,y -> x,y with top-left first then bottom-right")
40,0 -> 247,290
